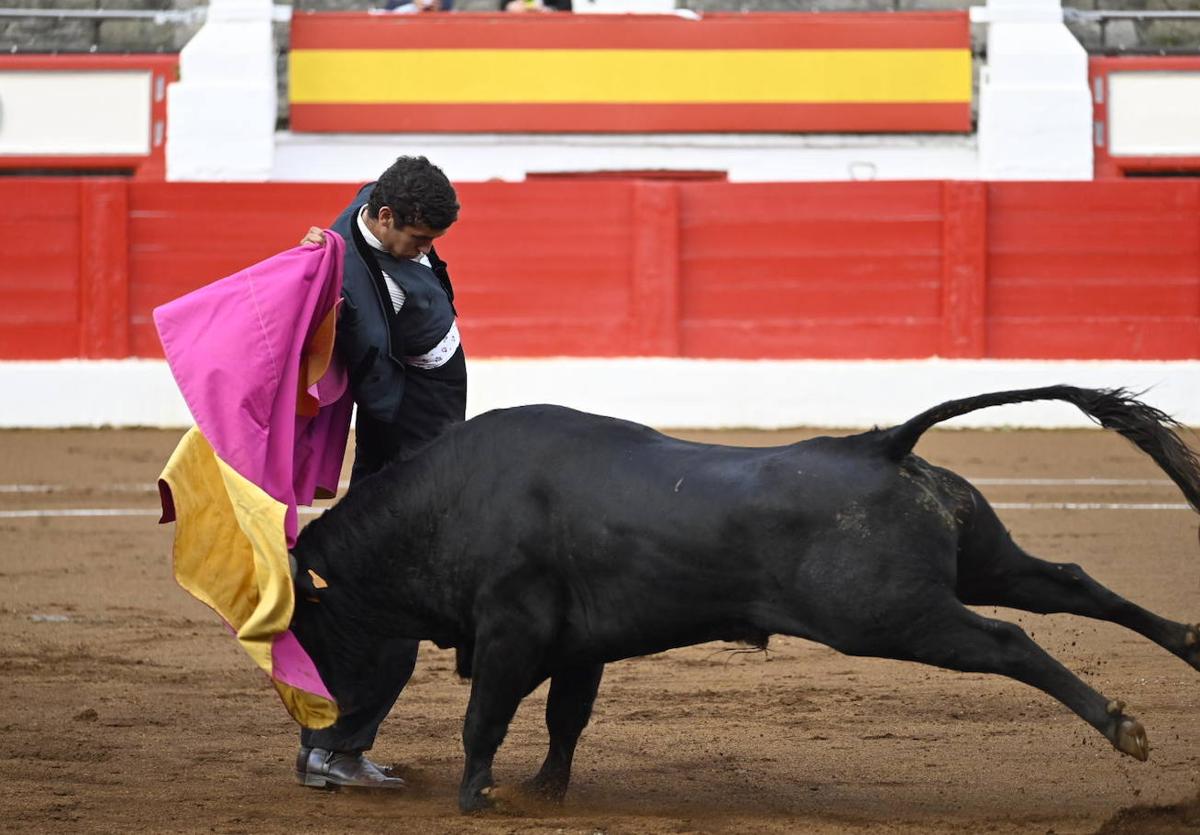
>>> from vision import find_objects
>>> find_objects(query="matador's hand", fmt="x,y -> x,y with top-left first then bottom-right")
300,227 -> 327,247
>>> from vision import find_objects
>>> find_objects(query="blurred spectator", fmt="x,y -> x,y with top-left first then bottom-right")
384,0 -> 452,12
500,0 -> 571,12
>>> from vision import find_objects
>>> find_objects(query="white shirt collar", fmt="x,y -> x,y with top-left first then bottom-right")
357,205 -> 388,253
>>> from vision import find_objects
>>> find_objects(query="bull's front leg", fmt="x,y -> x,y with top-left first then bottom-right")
523,662 -> 604,802
458,630 -> 543,813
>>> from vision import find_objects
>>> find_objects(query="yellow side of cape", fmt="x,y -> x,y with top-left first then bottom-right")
160,428 -> 338,728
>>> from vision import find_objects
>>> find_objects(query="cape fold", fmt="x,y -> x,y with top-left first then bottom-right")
154,234 -> 352,728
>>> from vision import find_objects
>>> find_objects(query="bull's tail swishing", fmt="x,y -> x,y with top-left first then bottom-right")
878,385 -> 1200,514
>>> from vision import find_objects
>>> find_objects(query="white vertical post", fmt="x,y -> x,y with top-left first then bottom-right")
166,0 -> 277,181
975,0 -> 1093,180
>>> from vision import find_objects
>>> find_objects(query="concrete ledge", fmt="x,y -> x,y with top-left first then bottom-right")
2,359 -> 1197,429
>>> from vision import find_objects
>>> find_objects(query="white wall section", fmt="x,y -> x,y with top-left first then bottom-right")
1109,72 -> 1200,157
975,0 -> 1093,180
166,0 -> 277,181
0,71 -> 151,155
3,359 -> 1196,429
271,131 -> 980,184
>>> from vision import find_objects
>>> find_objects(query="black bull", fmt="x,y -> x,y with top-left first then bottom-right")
290,386 -> 1200,812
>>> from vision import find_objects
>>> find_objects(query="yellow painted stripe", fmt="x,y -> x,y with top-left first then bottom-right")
290,49 -> 971,104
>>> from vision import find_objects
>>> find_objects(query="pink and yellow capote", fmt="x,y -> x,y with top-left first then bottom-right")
154,233 -> 353,728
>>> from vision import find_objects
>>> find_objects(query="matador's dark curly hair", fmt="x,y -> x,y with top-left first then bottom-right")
367,156 -> 460,231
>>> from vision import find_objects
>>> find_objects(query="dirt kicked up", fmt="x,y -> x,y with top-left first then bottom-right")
1,427 -> 1198,835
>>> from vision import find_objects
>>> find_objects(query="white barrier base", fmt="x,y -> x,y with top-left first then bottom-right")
2,359 -> 1197,430
272,132 -> 981,184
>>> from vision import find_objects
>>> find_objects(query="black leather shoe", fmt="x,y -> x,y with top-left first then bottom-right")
295,746 -> 406,790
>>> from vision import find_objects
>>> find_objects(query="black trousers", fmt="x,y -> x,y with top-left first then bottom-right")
299,411 -> 420,754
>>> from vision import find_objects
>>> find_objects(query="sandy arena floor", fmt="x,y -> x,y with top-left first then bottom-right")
1,426 -> 1198,834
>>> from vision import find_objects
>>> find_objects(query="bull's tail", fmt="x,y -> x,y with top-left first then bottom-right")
879,385 -> 1200,513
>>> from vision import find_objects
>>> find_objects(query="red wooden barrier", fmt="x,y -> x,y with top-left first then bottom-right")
986,181 -> 1200,359
126,182 -> 351,357
676,180 -> 946,358
0,177 -> 1196,362
1,180 -> 82,359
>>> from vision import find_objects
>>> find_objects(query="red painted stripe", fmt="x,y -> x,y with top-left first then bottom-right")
681,278 -> 943,320
681,319 -> 943,360
679,180 -> 945,220
988,180 -> 1200,213
290,11 -> 970,50
987,319 -> 1200,361
1104,157 -> 1200,175
990,252 -> 1199,284
462,321 -> 633,358
988,279 -> 1199,318
1090,55 -> 1200,74
0,54 -> 177,72
0,156 -> 147,174
290,102 -> 971,133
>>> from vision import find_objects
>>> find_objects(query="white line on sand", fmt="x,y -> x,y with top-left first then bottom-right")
0,507 -> 336,518
0,484 -> 159,493
0,508 -> 163,518
991,502 -> 1190,511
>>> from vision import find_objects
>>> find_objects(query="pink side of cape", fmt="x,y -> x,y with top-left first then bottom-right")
154,234 -> 352,707
153,234 -> 353,543
271,630 -> 334,699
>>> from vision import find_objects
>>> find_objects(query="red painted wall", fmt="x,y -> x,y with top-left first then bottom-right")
1,178 -> 1196,361
678,181 -> 949,358
987,182 -> 1200,359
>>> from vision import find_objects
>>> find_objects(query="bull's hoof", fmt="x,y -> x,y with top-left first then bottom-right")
459,786 -> 496,814
1183,623 -> 1200,670
1112,717 -> 1150,762
460,784 -> 522,815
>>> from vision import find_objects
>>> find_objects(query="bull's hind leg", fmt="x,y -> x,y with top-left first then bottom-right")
522,663 -> 604,802
957,503 -> 1200,672
895,603 -> 1149,761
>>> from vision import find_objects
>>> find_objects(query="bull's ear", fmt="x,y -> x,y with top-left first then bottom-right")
290,552 -> 329,603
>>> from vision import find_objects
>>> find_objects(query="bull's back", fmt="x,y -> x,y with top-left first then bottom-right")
448,407 -> 894,660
